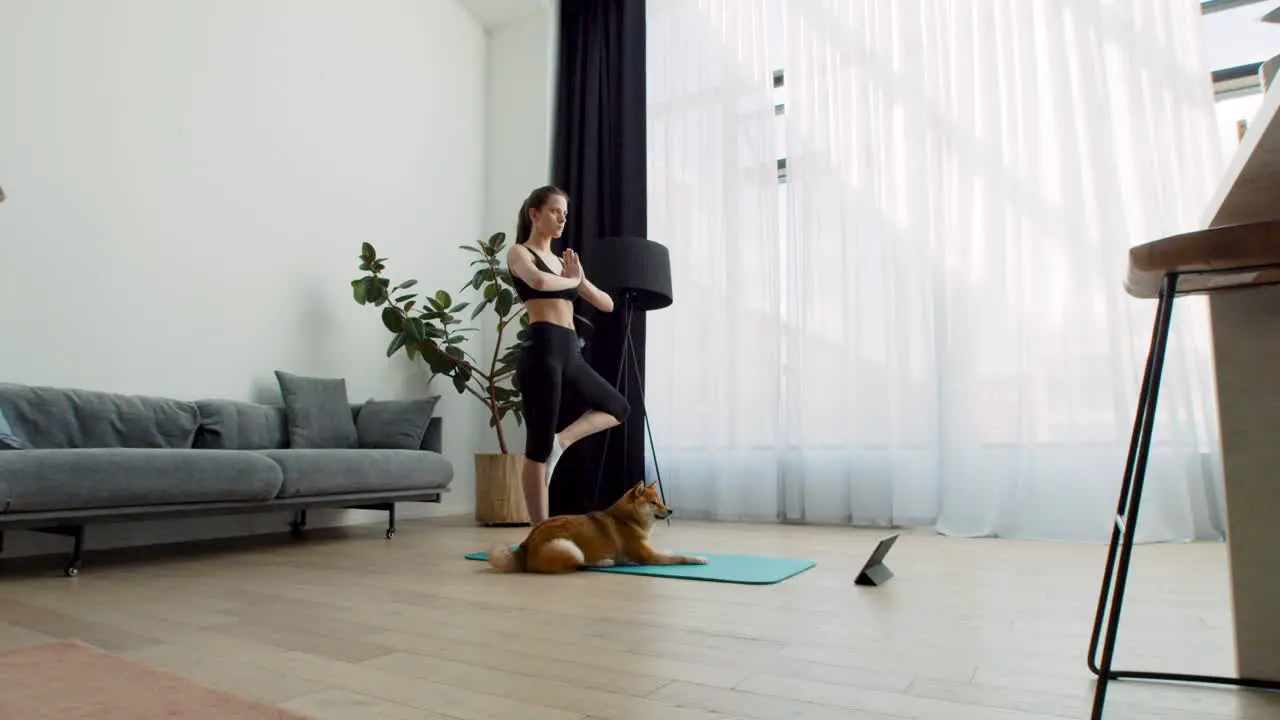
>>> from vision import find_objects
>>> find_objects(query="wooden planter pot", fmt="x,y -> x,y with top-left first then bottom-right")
473,452 -> 530,526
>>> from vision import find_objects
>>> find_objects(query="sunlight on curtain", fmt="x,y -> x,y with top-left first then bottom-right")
644,0 -> 1226,542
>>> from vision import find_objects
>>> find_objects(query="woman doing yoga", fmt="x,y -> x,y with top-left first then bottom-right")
508,185 -> 630,524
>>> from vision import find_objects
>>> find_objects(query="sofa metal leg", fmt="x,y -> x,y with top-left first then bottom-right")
25,525 -> 86,576
349,502 -> 398,539
289,510 -> 308,538
67,525 -> 85,577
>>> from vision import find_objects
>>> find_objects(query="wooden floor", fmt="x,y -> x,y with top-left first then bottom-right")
1,516 -> 1278,720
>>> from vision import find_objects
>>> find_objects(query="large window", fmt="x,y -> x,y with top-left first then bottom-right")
1201,0 -> 1280,158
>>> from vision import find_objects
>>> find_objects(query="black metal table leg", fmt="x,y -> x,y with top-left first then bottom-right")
1087,272 -> 1280,718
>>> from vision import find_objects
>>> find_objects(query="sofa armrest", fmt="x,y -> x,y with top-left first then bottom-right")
421,416 -> 442,454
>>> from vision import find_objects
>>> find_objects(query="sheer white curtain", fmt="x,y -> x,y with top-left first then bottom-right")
644,0 -> 1226,542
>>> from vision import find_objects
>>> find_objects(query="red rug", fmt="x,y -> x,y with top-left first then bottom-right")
0,640 -> 314,719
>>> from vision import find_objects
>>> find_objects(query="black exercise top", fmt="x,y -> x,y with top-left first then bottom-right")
512,245 -> 580,302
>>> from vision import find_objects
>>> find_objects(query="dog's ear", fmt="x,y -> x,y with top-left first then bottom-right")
631,480 -> 647,497
645,479 -> 658,489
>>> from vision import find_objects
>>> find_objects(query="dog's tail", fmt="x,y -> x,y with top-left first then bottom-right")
487,542 -> 527,573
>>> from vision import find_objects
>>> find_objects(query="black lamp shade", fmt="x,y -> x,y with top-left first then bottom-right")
582,236 -> 673,311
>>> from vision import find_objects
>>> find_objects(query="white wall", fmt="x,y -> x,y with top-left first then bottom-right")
0,0 -> 490,556
479,2 -> 560,455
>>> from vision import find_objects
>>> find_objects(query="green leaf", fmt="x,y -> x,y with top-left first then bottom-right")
352,282 -> 366,304
435,290 -> 452,308
395,293 -> 416,303
484,283 -> 499,301
418,342 -> 454,374
452,373 -> 469,395
361,242 -> 376,264
495,288 -> 514,318
450,302 -> 470,314
386,333 -> 407,357
404,300 -> 416,313
447,335 -> 467,344
381,307 -> 404,333
396,279 -> 418,290
460,244 -> 482,254
362,276 -> 389,305
470,299 -> 491,321
402,317 -> 426,342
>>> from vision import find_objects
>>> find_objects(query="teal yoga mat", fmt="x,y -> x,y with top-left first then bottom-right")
465,549 -> 815,585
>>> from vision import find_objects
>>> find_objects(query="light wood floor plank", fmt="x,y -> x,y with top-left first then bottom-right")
0,516 -> 1276,720
279,688 -> 454,719
363,650 -> 745,720
122,643 -> 329,705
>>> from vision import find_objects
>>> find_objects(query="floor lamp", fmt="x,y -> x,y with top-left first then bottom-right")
580,236 -> 673,510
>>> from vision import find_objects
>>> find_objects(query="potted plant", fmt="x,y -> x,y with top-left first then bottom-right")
350,233 -> 533,525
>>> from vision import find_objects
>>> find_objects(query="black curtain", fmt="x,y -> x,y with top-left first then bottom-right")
549,0 -> 649,516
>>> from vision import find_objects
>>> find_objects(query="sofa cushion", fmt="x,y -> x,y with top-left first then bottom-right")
0,408 -> 25,450
257,449 -> 453,498
355,396 -> 440,450
0,383 -> 199,450
193,399 -> 289,450
0,449 -> 284,513
273,371 -> 358,449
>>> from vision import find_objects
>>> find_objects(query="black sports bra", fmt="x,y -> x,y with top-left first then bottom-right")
512,246 -> 580,302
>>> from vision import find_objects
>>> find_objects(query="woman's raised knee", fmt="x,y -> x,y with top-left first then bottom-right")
610,397 -> 631,423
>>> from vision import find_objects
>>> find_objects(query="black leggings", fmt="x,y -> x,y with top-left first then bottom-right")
517,322 -> 630,463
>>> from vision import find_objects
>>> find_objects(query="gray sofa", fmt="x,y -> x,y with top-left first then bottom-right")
0,372 -> 453,576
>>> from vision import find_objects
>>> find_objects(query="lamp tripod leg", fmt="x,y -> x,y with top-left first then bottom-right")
592,297 -> 634,509
589,295 -> 668,517
625,327 -> 667,510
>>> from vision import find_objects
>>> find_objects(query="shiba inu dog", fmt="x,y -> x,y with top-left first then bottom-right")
487,480 -> 708,574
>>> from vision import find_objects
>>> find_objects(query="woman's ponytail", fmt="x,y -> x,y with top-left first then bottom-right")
515,198 -> 532,244
515,185 -> 569,245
